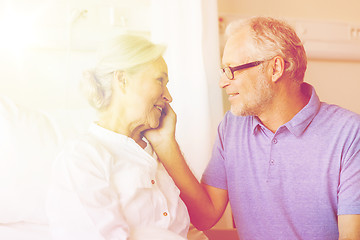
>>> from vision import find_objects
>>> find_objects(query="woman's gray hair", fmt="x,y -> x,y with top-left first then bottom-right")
81,35 -> 166,110
226,16 -> 307,83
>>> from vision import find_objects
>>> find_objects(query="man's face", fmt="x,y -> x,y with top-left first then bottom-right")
220,29 -> 274,117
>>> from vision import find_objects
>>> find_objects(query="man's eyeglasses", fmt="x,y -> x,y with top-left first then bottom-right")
221,61 -> 265,80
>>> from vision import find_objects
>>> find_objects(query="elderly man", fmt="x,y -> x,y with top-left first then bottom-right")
145,16 -> 360,240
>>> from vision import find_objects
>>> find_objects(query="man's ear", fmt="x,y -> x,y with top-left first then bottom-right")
271,56 -> 285,83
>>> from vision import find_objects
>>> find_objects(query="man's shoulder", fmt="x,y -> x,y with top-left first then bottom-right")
319,102 -> 360,124
316,103 -> 360,136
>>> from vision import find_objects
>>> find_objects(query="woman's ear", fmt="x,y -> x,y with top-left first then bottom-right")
114,71 -> 127,90
271,56 -> 285,83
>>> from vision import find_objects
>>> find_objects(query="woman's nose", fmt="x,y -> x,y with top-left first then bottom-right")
163,87 -> 173,103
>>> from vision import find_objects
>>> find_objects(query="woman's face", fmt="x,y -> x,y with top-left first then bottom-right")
125,57 -> 172,130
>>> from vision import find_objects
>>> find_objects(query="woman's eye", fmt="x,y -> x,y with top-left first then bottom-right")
157,78 -> 164,84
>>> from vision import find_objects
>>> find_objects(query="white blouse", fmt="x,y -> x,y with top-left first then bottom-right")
46,123 -> 190,240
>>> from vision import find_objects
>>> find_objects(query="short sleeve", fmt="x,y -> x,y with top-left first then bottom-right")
337,130 -> 360,215
201,117 -> 228,190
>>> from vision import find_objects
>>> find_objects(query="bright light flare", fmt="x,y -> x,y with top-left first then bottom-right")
0,6 -> 38,56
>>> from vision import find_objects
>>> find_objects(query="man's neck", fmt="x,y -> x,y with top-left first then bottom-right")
258,83 -> 311,133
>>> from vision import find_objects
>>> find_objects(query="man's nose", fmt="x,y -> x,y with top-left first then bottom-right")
219,73 -> 231,89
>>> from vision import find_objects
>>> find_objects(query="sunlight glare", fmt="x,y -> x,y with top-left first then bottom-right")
0,6 -> 37,56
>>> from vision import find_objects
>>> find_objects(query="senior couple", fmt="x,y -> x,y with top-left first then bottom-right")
46,16 -> 360,240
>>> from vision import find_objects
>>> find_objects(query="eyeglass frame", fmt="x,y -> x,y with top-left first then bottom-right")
221,60 -> 266,80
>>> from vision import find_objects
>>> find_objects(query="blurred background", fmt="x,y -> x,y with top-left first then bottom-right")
0,0 -> 359,237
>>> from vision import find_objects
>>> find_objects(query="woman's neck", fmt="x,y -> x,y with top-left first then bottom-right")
97,112 -> 147,149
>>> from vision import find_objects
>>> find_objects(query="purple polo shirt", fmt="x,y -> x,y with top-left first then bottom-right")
202,84 -> 360,240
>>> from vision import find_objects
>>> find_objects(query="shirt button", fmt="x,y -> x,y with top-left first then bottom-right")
163,212 -> 168,216
272,138 -> 278,144
151,180 -> 155,184
270,159 -> 275,165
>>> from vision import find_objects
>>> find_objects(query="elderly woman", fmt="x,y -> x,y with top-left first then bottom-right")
46,35 -> 189,240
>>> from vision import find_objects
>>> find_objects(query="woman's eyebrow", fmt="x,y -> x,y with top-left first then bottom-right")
161,73 -> 169,83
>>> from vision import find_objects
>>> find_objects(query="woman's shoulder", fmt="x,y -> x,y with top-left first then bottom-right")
56,134 -> 114,174
63,133 -> 109,156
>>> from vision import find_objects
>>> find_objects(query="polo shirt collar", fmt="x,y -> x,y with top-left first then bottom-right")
284,83 -> 321,137
252,115 -> 262,134
251,83 -> 321,137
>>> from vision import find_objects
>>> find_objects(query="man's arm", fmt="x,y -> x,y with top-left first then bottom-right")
338,214 -> 360,240
155,138 -> 229,230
